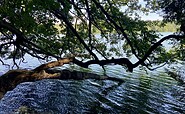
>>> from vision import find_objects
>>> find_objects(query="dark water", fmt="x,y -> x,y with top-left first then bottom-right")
0,64 -> 185,114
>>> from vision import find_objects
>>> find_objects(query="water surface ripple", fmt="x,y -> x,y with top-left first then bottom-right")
0,66 -> 185,114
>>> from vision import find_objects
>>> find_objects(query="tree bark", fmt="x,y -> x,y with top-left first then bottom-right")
0,57 -> 124,99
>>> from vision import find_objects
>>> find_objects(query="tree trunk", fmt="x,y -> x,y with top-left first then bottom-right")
0,57 -> 124,99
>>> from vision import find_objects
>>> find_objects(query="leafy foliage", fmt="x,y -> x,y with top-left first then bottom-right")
0,0 -> 184,71
145,0 -> 185,24
146,21 -> 179,32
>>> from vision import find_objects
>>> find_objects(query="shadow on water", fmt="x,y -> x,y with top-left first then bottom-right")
0,64 -> 185,114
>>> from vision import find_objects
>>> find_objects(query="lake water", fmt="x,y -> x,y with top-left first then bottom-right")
0,32 -> 185,113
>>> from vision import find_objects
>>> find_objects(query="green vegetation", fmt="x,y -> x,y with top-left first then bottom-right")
0,0 -> 184,71
146,21 -> 179,32
91,21 -> 179,33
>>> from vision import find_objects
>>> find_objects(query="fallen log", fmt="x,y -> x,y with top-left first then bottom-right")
0,57 -> 124,99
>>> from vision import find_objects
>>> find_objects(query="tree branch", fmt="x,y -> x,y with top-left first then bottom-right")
51,9 -> 99,60
91,0 -> 138,57
133,34 -> 185,68
85,0 -> 92,49
0,58 -> 125,99
73,57 -> 134,72
33,57 -> 74,72
0,20 -> 61,59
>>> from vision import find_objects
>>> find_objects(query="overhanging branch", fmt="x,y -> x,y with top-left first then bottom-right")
73,57 -> 134,72
133,34 -> 185,68
51,9 -> 99,61
91,0 -> 138,57
0,20 -> 61,59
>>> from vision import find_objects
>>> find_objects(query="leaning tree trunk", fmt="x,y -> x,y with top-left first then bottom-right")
0,57 -> 123,99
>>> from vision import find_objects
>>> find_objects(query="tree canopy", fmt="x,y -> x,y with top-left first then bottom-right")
0,0 -> 184,72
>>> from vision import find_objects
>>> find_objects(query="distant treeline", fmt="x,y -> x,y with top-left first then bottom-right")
146,20 -> 179,32
54,20 -> 179,33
